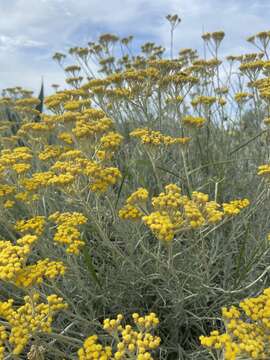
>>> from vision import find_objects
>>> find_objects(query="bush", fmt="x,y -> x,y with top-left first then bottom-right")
0,17 -> 270,359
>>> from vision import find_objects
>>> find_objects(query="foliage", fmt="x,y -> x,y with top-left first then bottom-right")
0,16 -> 270,359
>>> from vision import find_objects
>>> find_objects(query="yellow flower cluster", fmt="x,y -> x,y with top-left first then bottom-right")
103,314 -> 124,332
182,115 -> 206,128
202,31 -> 225,43
132,312 -> 159,329
3,199 -> 15,208
118,204 -> 144,220
0,147 -> 32,180
64,99 -> 89,111
14,191 -> 39,204
200,288 -> 270,360
20,171 -> 55,192
143,211 -> 175,243
263,117 -> 270,125
49,211 -> 87,254
13,99 -> 41,118
204,201 -> 225,223
58,131 -> 74,144
119,187 -> 149,220
38,145 -> 63,161
73,116 -> 114,138
15,216 -> 46,236
42,112 -> 76,125
126,187 -> 149,205
239,60 -> 265,73
234,92 -> 253,103
0,234 -> 65,286
85,161 -> 122,192
12,163 -> 31,174
253,77 -> 270,100
100,131 -> 124,150
191,96 -> 216,107
190,58 -> 222,73
50,159 -> 82,175
151,184 -> 182,210
14,258 -> 66,287
47,172 -> 75,186
166,95 -> 184,104
0,147 -> 32,166
60,149 -> 84,160
78,335 -> 113,360
4,92 -> 124,201
222,199 -> 250,215
78,312 -> 160,360
15,97 -> 40,107
0,326 -> 7,359
17,122 -> 54,140
20,153 -> 122,195
0,184 -> 15,197
130,128 -> 190,146
247,30 -> 270,46
119,184 -> 249,244
258,164 -> 270,176
0,235 -> 37,281
0,89 -> 42,120
0,292 -> 67,355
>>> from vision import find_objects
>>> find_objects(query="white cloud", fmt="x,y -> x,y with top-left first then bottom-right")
0,35 -> 46,51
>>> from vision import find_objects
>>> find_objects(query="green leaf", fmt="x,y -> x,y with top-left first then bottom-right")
82,246 -> 101,288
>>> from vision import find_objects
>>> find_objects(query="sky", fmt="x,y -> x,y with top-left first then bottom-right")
1,0 -> 270,95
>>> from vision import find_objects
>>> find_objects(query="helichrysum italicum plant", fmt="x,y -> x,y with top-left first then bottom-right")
78,312 -> 160,360
119,184 -> 249,244
200,288 -> 270,360
1,16 -> 270,359
0,232 -> 68,356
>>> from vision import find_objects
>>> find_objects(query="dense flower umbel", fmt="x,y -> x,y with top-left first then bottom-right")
0,234 -> 65,286
143,212 -> 175,242
191,95 -> 216,107
78,312 -> 160,360
19,155 -> 122,195
119,184 -> 249,244
4,97 -> 124,200
0,292 -> 67,356
234,92 -> 253,103
0,148 -> 33,191
85,161 -> 122,192
0,94 -> 41,121
15,216 -> 46,236
0,235 -> 37,281
38,145 -> 63,161
258,164 -> 270,177
49,211 -> 87,254
0,326 -> 7,359
222,199 -> 250,215
130,128 -> 190,146
0,147 -> 33,168
126,188 -> 149,205
200,288 -> 270,360
182,115 -> 206,128
78,335 -> 113,360
100,131 -> 124,151
14,259 -> 66,287
118,204 -> 144,220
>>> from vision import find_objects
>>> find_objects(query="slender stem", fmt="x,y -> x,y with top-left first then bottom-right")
146,148 -> 162,191
181,149 -> 192,196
